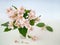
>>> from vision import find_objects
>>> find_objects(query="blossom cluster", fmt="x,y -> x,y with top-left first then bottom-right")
6,6 -> 40,30
1,6 -> 53,38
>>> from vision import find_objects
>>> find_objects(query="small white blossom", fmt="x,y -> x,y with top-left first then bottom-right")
28,10 -> 36,20
17,6 -> 25,15
8,21 -> 14,29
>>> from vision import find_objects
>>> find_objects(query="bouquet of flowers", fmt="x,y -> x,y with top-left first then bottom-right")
1,6 -> 53,39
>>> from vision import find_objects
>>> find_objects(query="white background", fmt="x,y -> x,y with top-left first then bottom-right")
0,0 -> 60,45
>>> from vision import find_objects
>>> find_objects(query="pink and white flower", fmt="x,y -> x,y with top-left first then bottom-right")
28,10 -> 36,20
6,6 -> 40,30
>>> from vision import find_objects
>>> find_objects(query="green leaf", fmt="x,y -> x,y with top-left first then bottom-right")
25,9 -> 30,13
28,35 -> 31,38
29,19 -> 35,26
18,26 -> 28,37
23,12 -> 28,19
23,10 -> 30,19
46,26 -> 53,32
13,24 -> 17,29
13,20 -> 17,29
4,27 -> 11,32
1,22 -> 9,27
36,23 -> 45,27
12,5 -> 17,9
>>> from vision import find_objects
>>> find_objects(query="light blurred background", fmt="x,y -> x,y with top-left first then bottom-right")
0,0 -> 60,45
